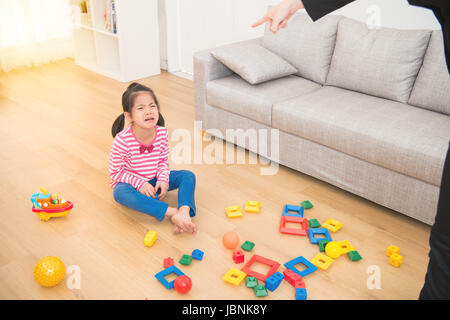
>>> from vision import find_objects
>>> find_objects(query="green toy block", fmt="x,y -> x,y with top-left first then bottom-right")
253,284 -> 268,297
245,276 -> 258,288
179,254 -> 193,265
308,218 -> 321,228
347,251 -> 362,261
241,240 -> 255,252
301,200 -> 313,209
318,239 -> 330,252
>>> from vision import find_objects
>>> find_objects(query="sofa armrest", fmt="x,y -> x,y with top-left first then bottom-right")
193,37 -> 263,126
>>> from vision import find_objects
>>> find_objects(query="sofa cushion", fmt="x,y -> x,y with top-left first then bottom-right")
206,74 -> 320,126
263,12 -> 341,84
325,18 -> 431,104
408,30 -> 450,115
210,42 -> 297,85
272,86 -> 450,186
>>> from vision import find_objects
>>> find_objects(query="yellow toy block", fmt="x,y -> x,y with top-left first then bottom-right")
244,201 -> 260,213
144,230 -> 157,247
389,253 -> 403,267
321,218 -> 343,232
336,240 -> 355,254
225,206 -> 243,218
222,268 -> 247,286
386,245 -> 400,257
311,253 -> 334,270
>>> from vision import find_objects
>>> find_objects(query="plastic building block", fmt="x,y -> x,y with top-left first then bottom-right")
179,255 -> 193,265
253,284 -> 268,297
232,250 -> 245,264
307,228 -> 332,244
321,218 -> 343,232
244,201 -> 261,213
225,206 -> 243,218
223,268 -> 247,286
284,256 -> 318,278
308,219 -> 321,228
241,240 -> 255,252
279,216 -> 308,236
347,251 -> 362,261
311,253 -> 334,270
318,239 -> 330,252
389,253 -> 403,267
296,288 -> 307,300
300,200 -> 313,209
192,249 -> 204,261
155,265 -> 184,289
283,269 -> 304,288
282,204 -> 304,218
241,254 -> 281,281
144,230 -> 157,247
386,245 -> 400,257
163,257 -> 174,268
336,240 -> 355,254
245,276 -> 258,288
265,271 -> 284,292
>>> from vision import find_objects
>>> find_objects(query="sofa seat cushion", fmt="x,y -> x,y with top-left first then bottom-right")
272,86 -> 450,186
206,74 -> 321,126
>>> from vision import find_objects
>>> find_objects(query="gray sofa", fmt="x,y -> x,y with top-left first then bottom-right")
193,13 -> 450,226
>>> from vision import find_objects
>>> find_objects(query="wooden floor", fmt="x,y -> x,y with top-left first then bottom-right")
0,59 -> 431,300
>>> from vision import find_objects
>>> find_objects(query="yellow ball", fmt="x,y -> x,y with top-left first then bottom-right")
325,241 -> 342,259
33,256 -> 66,287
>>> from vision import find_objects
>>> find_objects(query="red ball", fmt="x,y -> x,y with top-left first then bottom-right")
174,275 -> 192,294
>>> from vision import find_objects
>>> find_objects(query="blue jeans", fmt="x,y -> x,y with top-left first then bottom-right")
113,170 -> 196,221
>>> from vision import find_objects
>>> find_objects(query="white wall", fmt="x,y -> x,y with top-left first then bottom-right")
162,0 -> 441,74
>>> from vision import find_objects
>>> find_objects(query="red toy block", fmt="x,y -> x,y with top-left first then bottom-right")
241,254 -> 280,282
232,250 -> 245,264
283,269 -> 304,288
279,216 -> 308,236
163,257 -> 174,268
294,278 -> 306,289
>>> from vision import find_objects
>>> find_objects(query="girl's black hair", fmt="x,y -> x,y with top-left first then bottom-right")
111,82 -> 165,137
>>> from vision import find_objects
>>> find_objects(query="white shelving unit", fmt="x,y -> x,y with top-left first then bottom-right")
72,0 -> 160,82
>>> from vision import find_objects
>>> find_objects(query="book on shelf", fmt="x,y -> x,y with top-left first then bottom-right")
104,0 -> 117,34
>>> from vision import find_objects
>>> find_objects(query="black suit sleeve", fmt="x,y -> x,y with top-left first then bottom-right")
302,0 -> 355,21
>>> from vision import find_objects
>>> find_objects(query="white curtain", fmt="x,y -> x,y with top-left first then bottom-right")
0,0 -> 74,72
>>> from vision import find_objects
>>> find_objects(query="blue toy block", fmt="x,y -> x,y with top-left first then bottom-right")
265,271 -> 284,292
154,265 -> 184,289
307,228 -> 332,244
284,256 -> 318,278
282,204 -> 304,218
296,288 -> 307,300
192,249 -> 204,261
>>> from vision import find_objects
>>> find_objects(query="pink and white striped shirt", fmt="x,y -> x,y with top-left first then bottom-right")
108,125 -> 170,190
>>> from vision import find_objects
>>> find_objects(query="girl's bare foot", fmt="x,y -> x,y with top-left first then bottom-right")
172,225 -> 184,234
166,206 -> 197,234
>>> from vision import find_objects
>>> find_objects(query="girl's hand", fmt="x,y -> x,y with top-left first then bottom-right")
139,182 -> 156,198
155,181 -> 169,200
251,0 -> 304,34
